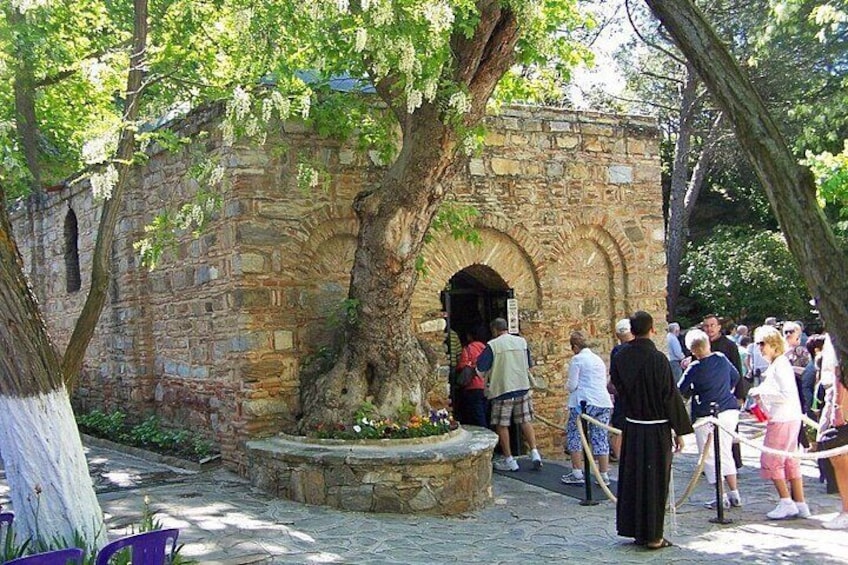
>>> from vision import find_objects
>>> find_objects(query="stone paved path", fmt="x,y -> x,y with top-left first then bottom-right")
2,424 -> 847,564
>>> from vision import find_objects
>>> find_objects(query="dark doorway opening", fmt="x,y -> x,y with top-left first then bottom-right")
442,264 -> 511,348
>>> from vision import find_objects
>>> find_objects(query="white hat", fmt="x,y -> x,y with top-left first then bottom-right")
615,318 -> 631,335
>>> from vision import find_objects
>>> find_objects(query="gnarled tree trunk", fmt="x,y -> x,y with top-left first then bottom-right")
300,1 -> 519,427
645,0 -> 848,370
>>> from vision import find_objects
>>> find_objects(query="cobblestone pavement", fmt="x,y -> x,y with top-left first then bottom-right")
2,424 -> 847,564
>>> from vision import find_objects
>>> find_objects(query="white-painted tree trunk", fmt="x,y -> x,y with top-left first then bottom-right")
0,386 -> 106,551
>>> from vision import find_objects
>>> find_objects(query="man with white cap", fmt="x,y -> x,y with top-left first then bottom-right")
608,318 -> 633,462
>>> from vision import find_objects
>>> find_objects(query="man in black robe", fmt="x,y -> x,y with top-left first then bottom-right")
610,311 -> 693,549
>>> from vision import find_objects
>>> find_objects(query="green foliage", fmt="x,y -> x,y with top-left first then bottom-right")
804,140 -> 848,234
76,411 -> 215,461
681,227 -> 812,325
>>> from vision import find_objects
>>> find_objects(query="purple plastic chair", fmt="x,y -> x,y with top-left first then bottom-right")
95,529 -> 179,565
5,548 -> 84,565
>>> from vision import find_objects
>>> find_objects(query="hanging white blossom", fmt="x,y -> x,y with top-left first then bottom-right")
90,164 -> 119,200
220,120 -> 236,147
448,91 -> 471,115
82,131 -> 118,165
228,86 -> 251,121
10,0 -> 51,13
422,1 -> 454,34
300,93 -> 312,119
354,28 -> 368,53
271,91 -> 291,119
397,39 -> 416,76
423,79 -> 438,102
335,0 -> 349,13
406,89 -> 423,114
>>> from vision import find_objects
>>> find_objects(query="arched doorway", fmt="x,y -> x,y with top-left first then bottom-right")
442,264 -> 512,358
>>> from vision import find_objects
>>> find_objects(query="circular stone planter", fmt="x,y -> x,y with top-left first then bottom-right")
246,426 -> 499,514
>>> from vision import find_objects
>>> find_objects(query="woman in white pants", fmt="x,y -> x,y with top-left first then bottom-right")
678,329 -> 742,508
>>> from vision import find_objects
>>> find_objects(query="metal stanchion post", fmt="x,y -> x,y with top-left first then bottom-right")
709,403 -> 732,524
579,400 -> 599,507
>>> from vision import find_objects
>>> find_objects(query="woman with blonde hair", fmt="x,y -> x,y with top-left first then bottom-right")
749,325 -> 809,519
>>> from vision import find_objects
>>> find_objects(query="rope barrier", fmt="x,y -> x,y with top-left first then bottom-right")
531,410 -> 848,510
575,412 -> 617,502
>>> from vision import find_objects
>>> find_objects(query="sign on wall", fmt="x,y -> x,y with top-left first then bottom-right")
507,298 -> 519,334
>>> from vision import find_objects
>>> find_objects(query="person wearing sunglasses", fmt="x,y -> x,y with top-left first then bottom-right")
749,325 -> 809,520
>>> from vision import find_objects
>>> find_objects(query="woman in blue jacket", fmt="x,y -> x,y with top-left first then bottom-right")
678,329 -> 743,509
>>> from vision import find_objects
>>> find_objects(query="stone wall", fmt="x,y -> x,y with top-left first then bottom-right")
247,427 -> 498,514
10,104 -> 665,468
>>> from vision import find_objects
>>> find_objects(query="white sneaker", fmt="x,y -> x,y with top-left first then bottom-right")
530,448 -> 543,470
767,500 -> 799,520
823,512 -> 848,530
796,502 -> 811,519
594,472 -> 611,486
704,496 -> 730,510
560,471 -> 585,485
493,456 -> 519,472
728,492 -> 743,508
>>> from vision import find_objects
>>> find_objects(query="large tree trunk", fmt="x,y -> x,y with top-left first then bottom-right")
645,0 -> 848,369
665,63 -> 698,320
300,1 -> 519,426
0,195 -> 107,550
0,0 -> 148,549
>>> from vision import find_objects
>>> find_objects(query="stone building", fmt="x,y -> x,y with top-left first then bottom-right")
10,104 -> 666,470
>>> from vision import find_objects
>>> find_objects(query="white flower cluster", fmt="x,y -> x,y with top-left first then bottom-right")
81,59 -> 110,89
354,27 -> 368,53
207,164 -> 225,187
423,79 -> 438,103
271,91 -> 292,119
422,1 -> 454,34
90,164 -> 119,200
406,88 -> 423,114
228,86 -> 251,122
371,0 -> 394,25
448,91 -> 471,115
335,0 -> 349,12
461,134 -> 479,156
299,93 -> 311,119
397,38 -> 417,76
176,202 -> 205,231
233,7 -> 253,34
10,0 -> 50,13
220,120 -> 235,147
297,163 -> 320,190
82,131 -> 118,165
360,0 -> 371,10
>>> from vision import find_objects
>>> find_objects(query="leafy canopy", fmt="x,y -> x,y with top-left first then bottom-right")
681,227 -> 812,325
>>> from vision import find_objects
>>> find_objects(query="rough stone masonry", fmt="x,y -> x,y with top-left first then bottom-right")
10,104 -> 666,470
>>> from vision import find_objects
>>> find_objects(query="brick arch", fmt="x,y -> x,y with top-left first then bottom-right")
415,226 -> 543,316
295,207 -> 359,278
553,223 -> 632,321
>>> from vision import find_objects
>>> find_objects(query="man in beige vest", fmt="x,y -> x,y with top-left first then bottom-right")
476,318 -> 543,471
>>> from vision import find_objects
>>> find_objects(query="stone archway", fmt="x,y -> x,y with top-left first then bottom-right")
414,226 -> 543,322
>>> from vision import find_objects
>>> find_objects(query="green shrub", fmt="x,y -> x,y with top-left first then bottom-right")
681,227 -> 813,325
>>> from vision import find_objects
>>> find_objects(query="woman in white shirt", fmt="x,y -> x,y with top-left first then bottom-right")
560,331 -> 614,486
749,325 -> 809,520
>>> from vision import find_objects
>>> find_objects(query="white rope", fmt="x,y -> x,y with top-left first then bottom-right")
702,416 -> 848,460
576,413 -> 618,502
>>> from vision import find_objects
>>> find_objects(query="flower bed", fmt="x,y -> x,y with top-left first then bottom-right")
311,408 -> 457,440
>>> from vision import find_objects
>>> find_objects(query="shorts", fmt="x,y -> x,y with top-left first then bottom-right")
490,392 -> 534,427
565,406 -> 611,455
760,420 -> 802,481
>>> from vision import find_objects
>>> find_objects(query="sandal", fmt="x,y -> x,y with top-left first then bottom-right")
646,539 -> 674,550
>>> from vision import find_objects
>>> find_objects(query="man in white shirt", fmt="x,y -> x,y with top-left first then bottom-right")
666,323 -> 685,381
